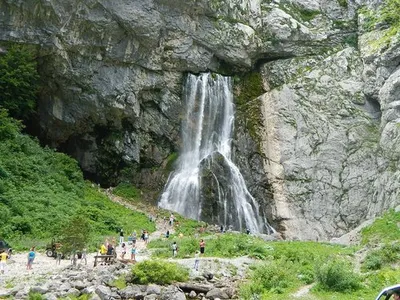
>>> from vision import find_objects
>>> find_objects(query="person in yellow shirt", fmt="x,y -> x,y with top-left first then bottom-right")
100,243 -> 107,265
0,249 -> 7,274
100,243 -> 107,255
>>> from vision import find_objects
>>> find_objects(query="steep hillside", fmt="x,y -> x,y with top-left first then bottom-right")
0,109 -> 155,249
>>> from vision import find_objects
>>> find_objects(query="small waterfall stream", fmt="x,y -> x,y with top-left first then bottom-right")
159,73 -> 271,234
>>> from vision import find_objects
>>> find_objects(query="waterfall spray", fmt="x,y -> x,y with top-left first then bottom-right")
159,73 -> 273,234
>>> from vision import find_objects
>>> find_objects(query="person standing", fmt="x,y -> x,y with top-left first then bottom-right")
0,249 -> 7,274
27,247 -> 35,270
199,239 -> 205,255
169,214 -> 175,226
130,244 -> 136,261
119,229 -> 124,244
172,242 -> 178,257
120,243 -> 126,259
144,231 -> 149,244
56,252 -> 62,265
193,250 -> 200,271
81,248 -> 87,265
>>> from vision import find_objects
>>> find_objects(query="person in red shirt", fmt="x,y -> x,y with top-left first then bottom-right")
199,239 -> 205,255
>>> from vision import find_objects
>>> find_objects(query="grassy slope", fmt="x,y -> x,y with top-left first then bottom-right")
0,111 -> 155,250
146,210 -> 400,300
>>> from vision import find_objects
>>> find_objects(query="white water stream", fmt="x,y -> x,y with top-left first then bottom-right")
159,73 -> 271,234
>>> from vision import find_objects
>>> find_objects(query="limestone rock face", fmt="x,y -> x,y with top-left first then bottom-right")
1,0 -> 400,239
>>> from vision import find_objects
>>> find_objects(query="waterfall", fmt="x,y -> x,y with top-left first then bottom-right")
159,73 -> 272,234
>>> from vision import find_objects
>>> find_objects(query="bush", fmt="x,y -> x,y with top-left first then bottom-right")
0,45 -> 39,120
315,259 -> 361,292
113,183 -> 140,200
59,215 -> 91,254
131,260 -> 189,285
239,260 -> 298,299
362,242 -> 400,271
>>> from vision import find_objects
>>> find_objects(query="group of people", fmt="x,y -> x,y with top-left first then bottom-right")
170,238 -> 205,271
0,246 -> 35,274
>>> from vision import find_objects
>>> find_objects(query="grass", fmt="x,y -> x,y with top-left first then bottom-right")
360,209 -> 400,245
0,110 -> 155,251
131,260 -> 189,285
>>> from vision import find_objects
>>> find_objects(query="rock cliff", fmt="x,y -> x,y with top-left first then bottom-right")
1,0 -> 399,239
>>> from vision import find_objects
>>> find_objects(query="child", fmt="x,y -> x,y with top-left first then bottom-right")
130,244 -> 136,261
193,250 -> 200,271
121,243 -> 126,259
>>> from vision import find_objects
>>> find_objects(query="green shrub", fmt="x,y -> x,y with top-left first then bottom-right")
59,215 -> 91,254
362,242 -> 400,271
131,260 -> 189,284
113,183 -> 140,201
315,259 -> 361,292
239,260 -> 299,298
0,45 -> 39,120
28,292 -> 44,300
361,210 -> 400,244
0,111 -> 155,250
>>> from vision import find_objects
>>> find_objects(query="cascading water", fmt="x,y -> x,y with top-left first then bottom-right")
159,73 -> 273,234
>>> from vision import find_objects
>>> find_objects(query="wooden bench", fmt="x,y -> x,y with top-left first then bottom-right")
93,255 -> 116,267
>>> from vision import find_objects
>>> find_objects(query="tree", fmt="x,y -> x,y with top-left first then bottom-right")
59,215 -> 91,260
0,45 -> 39,120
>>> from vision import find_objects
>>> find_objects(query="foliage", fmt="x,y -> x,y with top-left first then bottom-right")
113,183 -> 141,201
110,276 -> 127,290
28,292 -> 44,300
59,215 -> 91,254
359,0 -> 400,48
0,45 -> 39,120
337,0 -> 348,8
362,242 -> 400,271
240,260 -> 299,298
165,152 -> 179,171
0,109 -> 23,139
315,259 -> 361,292
234,71 -> 264,107
360,209 -> 400,245
131,260 -> 189,285
0,111 -> 155,250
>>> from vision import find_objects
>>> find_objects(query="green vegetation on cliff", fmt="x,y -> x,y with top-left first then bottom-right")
0,45 -> 39,120
360,0 -> 400,48
0,109 -> 154,250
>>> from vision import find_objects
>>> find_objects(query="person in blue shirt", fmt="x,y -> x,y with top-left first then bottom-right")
27,247 -> 35,270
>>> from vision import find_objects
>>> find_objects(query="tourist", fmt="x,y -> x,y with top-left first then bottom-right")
119,228 -> 124,244
130,244 -> 136,261
200,239 -> 205,255
81,248 -> 87,265
56,252 -> 62,265
27,247 -> 35,270
165,230 -> 170,238
132,231 -> 137,245
169,214 -> 175,226
120,243 -> 126,259
193,250 -> 200,271
0,249 -> 7,274
144,231 -> 149,244
172,242 -> 178,257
